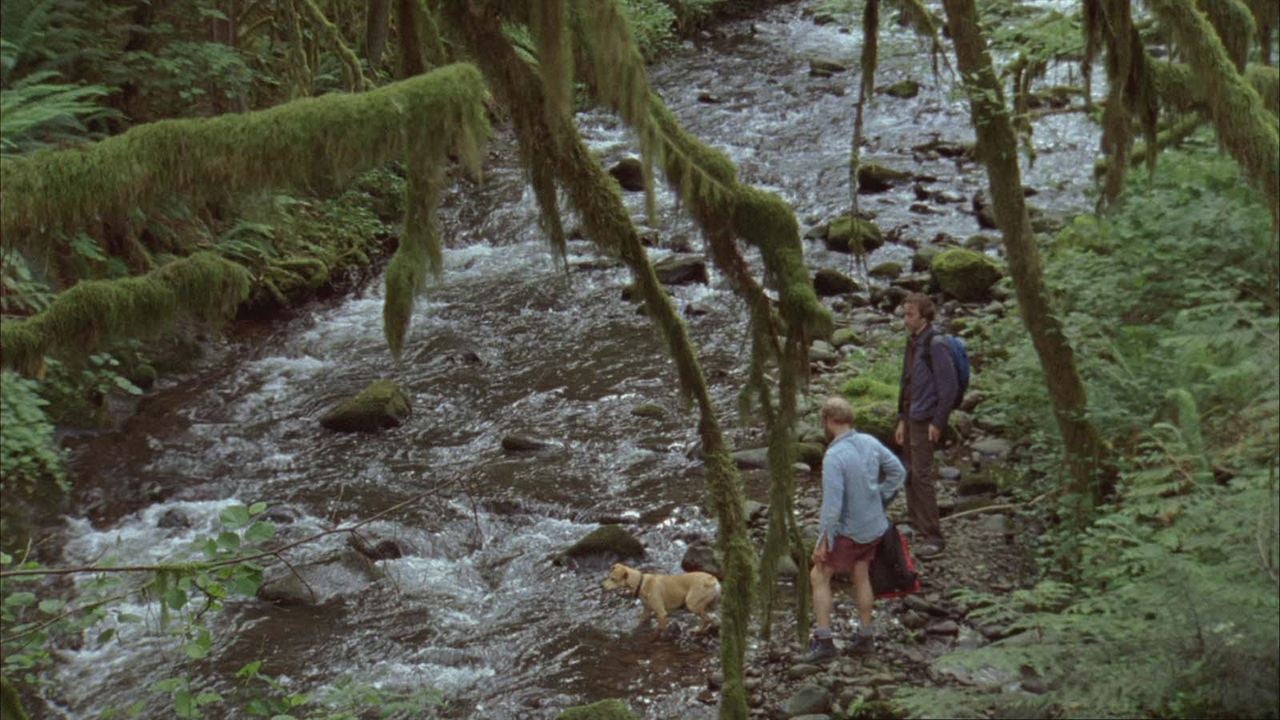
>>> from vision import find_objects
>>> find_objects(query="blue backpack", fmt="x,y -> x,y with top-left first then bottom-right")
922,329 -> 970,410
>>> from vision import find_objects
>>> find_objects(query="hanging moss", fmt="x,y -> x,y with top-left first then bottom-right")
1196,0 -> 1256,73
533,0 -> 573,125
1,63 -> 490,248
1244,0 -> 1278,65
0,253 -> 250,374
1148,0 -> 1280,229
861,0 -> 880,96
296,0 -> 367,91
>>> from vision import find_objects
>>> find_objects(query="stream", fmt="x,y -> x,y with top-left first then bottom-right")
43,2 -> 1099,718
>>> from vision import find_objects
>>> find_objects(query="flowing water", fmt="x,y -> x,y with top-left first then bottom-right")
44,2 -> 1100,717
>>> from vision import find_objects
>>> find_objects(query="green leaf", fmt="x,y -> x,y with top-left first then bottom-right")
217,531 -> 241,550
248,502 -> 267,515
163,585 -> 187,611
174,689 -> 197,718
236,660 -> 262,679
97,628 -> 116,643
5,592 -> 36,608
195,692 -> 221,706
220,505 -> 251,529
244,521 -> 276,544
116,612 -> 142,624
38,598 -> 65,615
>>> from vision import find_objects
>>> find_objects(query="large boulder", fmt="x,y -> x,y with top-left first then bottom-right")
557,699 -> 637,720
608,157 -> 645,192
857,163 -> 912,193
783,684 -> 832,717
681,543 -> 722,577
555,525 -> 644,565
812,267 -> 860,296
932,249 -> 1003,302
824,216 -> 884,254
257,548 -> 383,606
652,254 -> 708,285
841,376 -> 900,446
881,78 -> 921,98
319,380 -> 410,433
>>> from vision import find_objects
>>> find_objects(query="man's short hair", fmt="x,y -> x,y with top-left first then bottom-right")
820,396 -> 855,426
903,292 -> 935,322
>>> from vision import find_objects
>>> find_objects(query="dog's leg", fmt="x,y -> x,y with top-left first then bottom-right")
654,608 -> 668,634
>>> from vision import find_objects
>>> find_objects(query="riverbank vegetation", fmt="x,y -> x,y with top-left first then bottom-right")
1,0 -> 1277,718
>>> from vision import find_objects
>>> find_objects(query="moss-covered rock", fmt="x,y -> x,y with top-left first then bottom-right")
631,403 -> 664,419
911,246 -> 941,272
831,327 -> 863,348
869,261 -> 903,279
809,58 -> 849,77
556,699 -> 637,720
881,78 -> 921,98
931,248 -> 1003,302
795,442 -> 825,469
608,157 -> 645,192
555,525 -> 644,565
824,217 -> 884,254
840,377 -> 900,446
319,380 -> 410,433
857,163 -> 912,193
964,234 -> 997,251
652,254 -> 708,285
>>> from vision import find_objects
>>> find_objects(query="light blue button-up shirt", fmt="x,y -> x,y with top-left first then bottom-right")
817,430 -> 907,548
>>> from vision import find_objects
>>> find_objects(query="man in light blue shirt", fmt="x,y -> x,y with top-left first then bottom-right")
802,396 -> 907,663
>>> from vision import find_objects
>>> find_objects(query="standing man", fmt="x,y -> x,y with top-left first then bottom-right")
895,292 -> 958,559
802,396 -> 906,663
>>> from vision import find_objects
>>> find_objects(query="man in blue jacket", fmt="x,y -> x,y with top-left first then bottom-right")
802,396 -> 907,663
894,293 -> 958,559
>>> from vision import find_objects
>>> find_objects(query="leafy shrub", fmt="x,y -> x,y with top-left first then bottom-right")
0,370 -> 65,494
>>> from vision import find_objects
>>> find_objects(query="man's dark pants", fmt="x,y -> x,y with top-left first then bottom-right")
903,419 -> 942,543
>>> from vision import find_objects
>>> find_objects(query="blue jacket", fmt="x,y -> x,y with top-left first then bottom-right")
817,431 -> 907,548
898,324 -> 960,429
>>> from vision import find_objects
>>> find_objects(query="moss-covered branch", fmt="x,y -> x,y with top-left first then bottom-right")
0,253 -> 250,374
1148,0 -> 1280,229
1,63 -> 489,247
296,0 -> 367,91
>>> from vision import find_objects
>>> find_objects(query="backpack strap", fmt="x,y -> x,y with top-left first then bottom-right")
919,327 -> 940,376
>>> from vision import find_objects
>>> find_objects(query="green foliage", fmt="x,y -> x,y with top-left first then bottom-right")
0,370 -> 65,493
124,41 -> 257,116
620,0 -> 678,59
912,147 -> 1280,719
0,68 -> 115,156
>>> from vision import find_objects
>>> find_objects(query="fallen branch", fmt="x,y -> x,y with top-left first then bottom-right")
943,491 -> 1049,523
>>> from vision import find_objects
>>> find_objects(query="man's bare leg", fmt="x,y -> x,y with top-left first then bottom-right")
810,562 -> 834,631
852,560 -> 874,629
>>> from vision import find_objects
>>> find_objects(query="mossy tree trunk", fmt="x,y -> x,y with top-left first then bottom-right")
441,6 -> 754,717
941,0 -> 1114,510
366,0 -> 392,70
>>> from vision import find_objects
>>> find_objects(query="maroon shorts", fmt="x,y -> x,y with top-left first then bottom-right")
819,535 -> 880,573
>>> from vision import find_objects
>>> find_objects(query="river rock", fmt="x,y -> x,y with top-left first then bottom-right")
346,533 -> 413,561
949,409 -> 974,439
957,471 -> 998,496
556,699 -> 637,720
809,58 -> 848,77
732,447 -> 770,470
744,500 -> 768,523
608,157 -> 645,192
502,434 -> 557,453
824,216 -> 884,255
652,254 -> 708,285
927,619 -> 959,636
971,437 -> 1013,460
911,246 -> 941,272
857,163 -> 912,193
893,272 -> 931,293
631,403 -> 665,419
810,340 -> 838,363
783,684 -> 831,717
912,137 -> 974,159
812,11 -> 838,25
938,466 -> 961,482
157,508 -> 191,529
555,525 -> 644,565
319,380 -> 411,433
257,547 -> 382,606
830,327 -> 862,348
971,190 -> 998,229
881,78 -> 921,98
681,543 -> 722,578
931,248 -> 1003,302
697,92 -> 723,104
869,261 -> 903,279
795,442 -> 825,469
812,267 -> 860,296
965,233 -> 998,251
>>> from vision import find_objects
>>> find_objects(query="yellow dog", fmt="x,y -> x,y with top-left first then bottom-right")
602,562 -> 720,634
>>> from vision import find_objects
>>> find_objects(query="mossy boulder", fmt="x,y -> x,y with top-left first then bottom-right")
869,261 -> 903,279
813,267 -> 860,296
824,217 -> 884,254
932,249 -> 1003,302
911,246 -> 941,272
831,327 -> 863,348
556,699 -> 637,720
964,234 -> 997,251
881,78 -> 921,98
319,380 -> 410,433
555,525 -> 644,565
857,163 -> 912,193
841,377 -> 900,446
631,403 -> 664,419
795,442 -> 825,469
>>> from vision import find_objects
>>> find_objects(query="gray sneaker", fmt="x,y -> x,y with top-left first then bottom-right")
799,636 -> 837,664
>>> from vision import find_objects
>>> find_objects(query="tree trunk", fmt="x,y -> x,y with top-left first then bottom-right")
397,0 -> 426,78
941,0 -> 1113,509
366,0 -> 391,70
